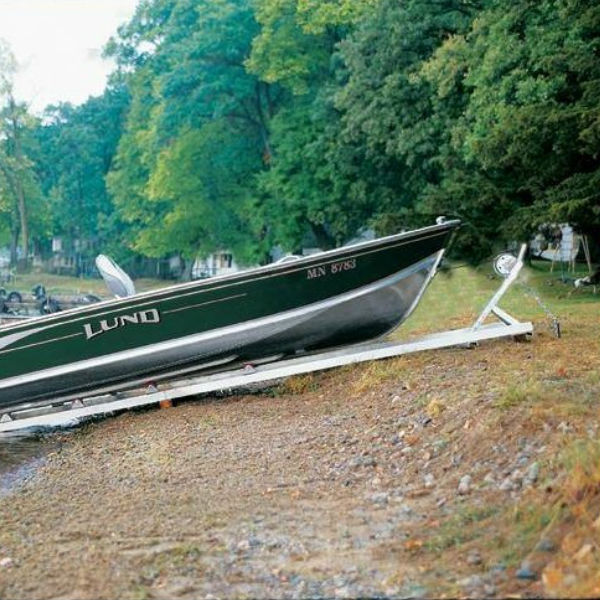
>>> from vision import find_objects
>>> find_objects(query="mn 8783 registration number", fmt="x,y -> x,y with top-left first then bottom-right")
306,258 -> 356,280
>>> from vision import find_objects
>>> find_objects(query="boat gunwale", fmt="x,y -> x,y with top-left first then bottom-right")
0,219 -> 460,334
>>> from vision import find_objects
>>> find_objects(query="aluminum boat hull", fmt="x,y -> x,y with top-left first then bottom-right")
0,221 -> 459,407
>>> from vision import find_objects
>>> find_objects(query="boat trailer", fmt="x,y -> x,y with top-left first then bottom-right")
0,247 -> 533,433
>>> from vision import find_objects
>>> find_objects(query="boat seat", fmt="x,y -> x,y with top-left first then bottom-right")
95,255 -> 136,298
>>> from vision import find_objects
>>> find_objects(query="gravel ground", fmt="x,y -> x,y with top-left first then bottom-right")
0,328 -> 596,599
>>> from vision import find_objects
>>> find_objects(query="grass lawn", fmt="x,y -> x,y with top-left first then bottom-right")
3,272 -> 167,298
402,258 -> 597,337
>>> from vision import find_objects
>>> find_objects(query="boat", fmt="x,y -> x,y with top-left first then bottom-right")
0,219 -> 460,408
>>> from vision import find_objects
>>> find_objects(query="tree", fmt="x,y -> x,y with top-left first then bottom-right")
247,0 -> 379,93
247,0 -> 391,250
0,39 -> 45,270
335,0 -> 478,235
107,0 -> 283,265
143,120 -> 265,261
32,86 -> 130,265
422,0 -> 600,253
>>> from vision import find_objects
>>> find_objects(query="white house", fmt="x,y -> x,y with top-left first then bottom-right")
191,251 -> 240,279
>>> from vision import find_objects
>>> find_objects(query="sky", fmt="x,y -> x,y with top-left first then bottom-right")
0,0 -> 139,114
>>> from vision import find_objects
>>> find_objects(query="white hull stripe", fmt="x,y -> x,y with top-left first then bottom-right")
0,327 -> 46,352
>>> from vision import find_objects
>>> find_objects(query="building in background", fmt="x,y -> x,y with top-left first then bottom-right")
191,251 -> 239,279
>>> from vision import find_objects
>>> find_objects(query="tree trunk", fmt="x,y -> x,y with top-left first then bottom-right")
15,179 -> 28,272
9,222 -> 19,268
180,255 -> 194,282
9,96 -> 29,272
255,82 -> 273,164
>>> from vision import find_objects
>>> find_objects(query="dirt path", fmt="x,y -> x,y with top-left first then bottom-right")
0,321 -> 598,599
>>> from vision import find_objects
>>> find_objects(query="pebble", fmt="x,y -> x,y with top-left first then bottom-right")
525,462 -> 540,484
402,583 -> 429,598
433,439 -> 448,452
573,543 -> 593,561
535,538 -> 556,552
0,557 -> 14,568
515,564 -> 537,580
466,550 -> 482,565
483,472 -> 496,485
248,535 -> 261,548
458,475 -> 472,495
458,574 -> 483,588
371,492 -> 389,507
350,456 -> 376,468
498,477 -> 514,492
557,421 -> 573,434
563,574 -> 578,587
424,473 -> 435,488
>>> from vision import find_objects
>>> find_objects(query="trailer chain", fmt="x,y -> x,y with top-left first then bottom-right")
518,282 -> 561,338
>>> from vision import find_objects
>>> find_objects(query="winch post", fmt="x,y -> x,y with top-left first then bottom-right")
472,244 -> 527,331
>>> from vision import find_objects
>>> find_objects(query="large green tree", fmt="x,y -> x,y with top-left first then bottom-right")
0,40 -> 46,269
422,0 -> 600,253
33,86 -> 130,263
335,0 -> 479,236
247,0 -> 390,250
107,0 -> 281,265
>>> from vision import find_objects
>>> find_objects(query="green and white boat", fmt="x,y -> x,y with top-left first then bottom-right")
0,219 -> 459,408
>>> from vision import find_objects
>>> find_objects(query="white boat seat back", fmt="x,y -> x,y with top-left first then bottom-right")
95,255 -> 136,298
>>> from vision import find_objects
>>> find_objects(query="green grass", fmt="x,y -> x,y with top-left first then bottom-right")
493,379 -> 545,410
4,272 -> 166,298
498,505 -> 558,567
395,258 -> 598,339
426,504 -> 499,553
